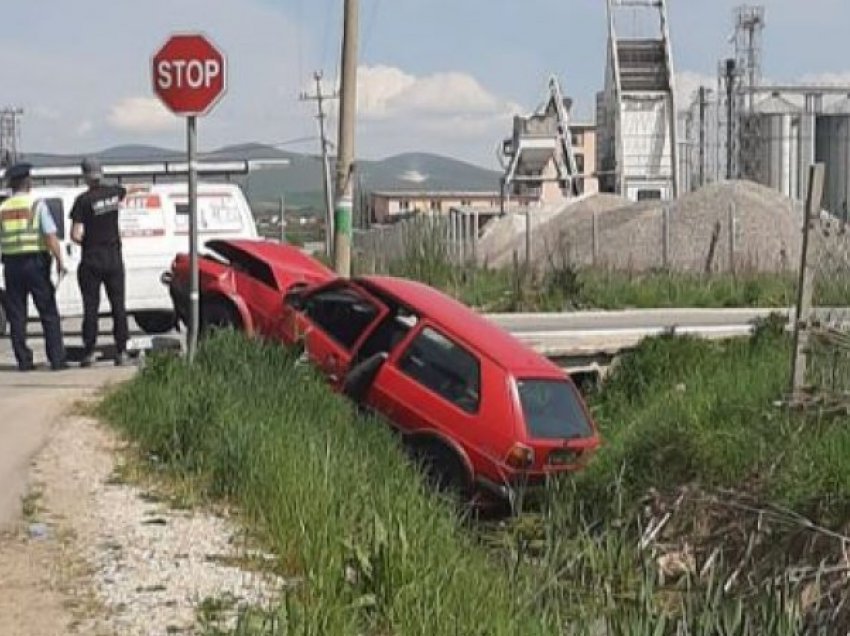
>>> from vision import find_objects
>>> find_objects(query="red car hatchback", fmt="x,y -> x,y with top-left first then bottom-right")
167,240 -> 600,501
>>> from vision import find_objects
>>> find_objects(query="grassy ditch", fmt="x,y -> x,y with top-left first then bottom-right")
98,334 -> 559,635
100,327 -> 850,634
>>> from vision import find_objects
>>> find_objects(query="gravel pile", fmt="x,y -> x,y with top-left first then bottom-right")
479,181 -> 806,273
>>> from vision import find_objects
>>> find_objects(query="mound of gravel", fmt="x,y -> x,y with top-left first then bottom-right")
479,181 -> 806,273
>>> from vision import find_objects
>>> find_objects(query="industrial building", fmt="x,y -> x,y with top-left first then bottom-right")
369,190 -> 534,224
499,76 -> 597,206
596,0 -> 679,202
681,5 -> 850,218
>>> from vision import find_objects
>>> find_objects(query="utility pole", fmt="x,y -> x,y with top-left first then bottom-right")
0,107 -> 23,167
300,71 -> 338,258
333,0 -> 359,277
698,86 -> 708,188
724,59 -> 736,180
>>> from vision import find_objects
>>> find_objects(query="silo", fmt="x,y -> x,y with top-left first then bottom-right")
740,93 -> 801,199
816,95 -> 850,220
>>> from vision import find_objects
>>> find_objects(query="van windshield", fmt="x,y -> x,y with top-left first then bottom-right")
517,379 -> 593,440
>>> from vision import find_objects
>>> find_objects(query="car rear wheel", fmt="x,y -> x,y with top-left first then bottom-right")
134,311 -> 177,335
412,440 -> 471,502
200,298 -> 242,337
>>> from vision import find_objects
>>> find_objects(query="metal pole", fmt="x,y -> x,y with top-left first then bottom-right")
725,59 -> 736,180
698,86 -> 707,188
662,205 -> 670,269
187,115 -> 199,363
592,208 -> 599,267
280,195 -> 286,243
790,163 -> 825,401
472,210 -> 479,266
333,0 -> 359,277
524,209 -> 532,267
728,200 -> 737,275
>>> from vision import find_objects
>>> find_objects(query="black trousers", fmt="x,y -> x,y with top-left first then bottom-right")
78,250 -> 128,355
2,253 -> 66,369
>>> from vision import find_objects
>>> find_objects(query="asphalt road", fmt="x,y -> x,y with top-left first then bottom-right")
0,318 -> 137,529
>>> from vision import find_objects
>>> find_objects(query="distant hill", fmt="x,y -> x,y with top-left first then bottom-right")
23,144 -> 502,212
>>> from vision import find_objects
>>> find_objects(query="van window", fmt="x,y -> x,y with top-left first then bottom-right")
304,286 -> 380,350
398,327 -> 480,414
43,198 -> 65,240
174,194 -> 244,234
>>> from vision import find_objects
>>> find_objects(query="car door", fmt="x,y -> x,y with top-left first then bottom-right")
297,282 -> 389,387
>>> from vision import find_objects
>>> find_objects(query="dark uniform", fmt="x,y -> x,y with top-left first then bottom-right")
70,159 -> 128,365
0,163 -> 67,371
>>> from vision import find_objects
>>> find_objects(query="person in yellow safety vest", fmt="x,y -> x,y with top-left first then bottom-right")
0,163 -> 68,371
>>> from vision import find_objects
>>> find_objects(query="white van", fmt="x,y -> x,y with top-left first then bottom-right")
0,182 -> 258,335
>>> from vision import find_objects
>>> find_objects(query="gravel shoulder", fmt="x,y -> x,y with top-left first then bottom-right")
0,414 -> 281,636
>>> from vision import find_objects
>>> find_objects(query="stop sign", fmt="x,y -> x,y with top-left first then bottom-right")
152,34 -> 227,116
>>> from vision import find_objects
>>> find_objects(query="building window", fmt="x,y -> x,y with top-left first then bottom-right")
430,200 -> 441,212
571,131 -> 584,147
399,200 -> 410,211
637,189 -> 662,201
461,199 -> 472,206
574,153 -> 585,175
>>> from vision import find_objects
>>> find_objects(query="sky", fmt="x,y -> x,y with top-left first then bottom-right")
3,0 -> 849,169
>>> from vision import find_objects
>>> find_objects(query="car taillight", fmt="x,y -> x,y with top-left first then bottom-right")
547,448 -> 583,468
505,444 -> 535,469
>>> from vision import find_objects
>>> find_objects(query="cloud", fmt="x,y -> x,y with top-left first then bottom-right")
107,97 -> 178,134
75,120 -> 94,137
357,65 -> 522,122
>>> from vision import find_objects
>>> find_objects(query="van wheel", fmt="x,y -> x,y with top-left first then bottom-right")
134,311 -> 177,335
200,299 -> 241,337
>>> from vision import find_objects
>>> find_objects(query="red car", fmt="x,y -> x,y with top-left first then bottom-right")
166,240 -> 600,501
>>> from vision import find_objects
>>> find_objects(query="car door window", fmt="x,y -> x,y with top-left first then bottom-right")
303,286 -> 380,350
398,327 -> 480,414
354,308 -> 418,365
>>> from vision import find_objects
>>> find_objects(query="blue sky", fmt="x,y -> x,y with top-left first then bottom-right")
2,0 -> 848,168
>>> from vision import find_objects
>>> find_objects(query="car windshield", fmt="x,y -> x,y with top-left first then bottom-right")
517,379 -> 593,440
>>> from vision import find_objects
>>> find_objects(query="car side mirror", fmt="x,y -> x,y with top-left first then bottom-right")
284,288 -> 305,311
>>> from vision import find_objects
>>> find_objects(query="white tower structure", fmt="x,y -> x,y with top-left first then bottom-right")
597,0 -> 679,201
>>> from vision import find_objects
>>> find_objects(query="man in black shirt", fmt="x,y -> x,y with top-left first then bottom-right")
70,158 -> 129,367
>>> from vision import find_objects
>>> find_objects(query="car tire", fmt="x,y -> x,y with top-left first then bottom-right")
415,441 -> 471,501
200,298 -> 242,337
134,311 -> 177,335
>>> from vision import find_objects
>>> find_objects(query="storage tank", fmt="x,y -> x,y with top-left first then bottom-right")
816,95 -> 850,220
740,93 -> 801,199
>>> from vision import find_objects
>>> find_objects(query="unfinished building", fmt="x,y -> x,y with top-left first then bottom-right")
499,76 -> 583,206
596,0 -> 679,202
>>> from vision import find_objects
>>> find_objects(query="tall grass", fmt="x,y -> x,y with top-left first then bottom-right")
99,333 -> 558,635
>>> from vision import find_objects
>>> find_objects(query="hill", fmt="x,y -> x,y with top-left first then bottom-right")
23,144 -> 501,212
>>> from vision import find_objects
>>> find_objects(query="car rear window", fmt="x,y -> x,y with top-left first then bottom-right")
517,379 -> 593,440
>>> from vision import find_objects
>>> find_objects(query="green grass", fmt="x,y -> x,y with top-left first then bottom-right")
571,316 -> 850,524
98,334 -> 558,635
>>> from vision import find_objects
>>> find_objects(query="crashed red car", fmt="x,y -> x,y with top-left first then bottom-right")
166,239 -> 600,500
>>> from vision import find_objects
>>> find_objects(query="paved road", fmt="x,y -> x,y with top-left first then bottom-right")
0,318 -> 137,529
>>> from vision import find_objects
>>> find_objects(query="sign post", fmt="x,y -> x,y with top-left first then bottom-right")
152,34 -> 227,362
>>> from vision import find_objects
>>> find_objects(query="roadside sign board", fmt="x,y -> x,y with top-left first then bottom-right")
151,33 -> 227,362
152,34 -> 226,116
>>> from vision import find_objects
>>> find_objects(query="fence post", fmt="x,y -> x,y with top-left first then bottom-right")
662,205 -> 671,269
472,210 -> 479,266
524,209 -> 532,267
728,201 -> 737,275
790,163 -> 826,402
592,208 -> 599,267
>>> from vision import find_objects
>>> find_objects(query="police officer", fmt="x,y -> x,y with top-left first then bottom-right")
70,158 -> 129,367
0,163 -> 68,371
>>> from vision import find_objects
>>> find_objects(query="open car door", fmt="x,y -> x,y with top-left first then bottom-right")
293,281 -> 389,388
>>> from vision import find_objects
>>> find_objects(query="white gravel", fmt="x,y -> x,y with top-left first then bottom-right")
23,417 -> 283,635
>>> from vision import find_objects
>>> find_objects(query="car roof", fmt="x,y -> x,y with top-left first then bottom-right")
358,276 -> 564,378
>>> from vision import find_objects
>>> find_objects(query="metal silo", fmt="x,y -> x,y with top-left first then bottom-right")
816,96 -> 850,220
740,93 -> 801,199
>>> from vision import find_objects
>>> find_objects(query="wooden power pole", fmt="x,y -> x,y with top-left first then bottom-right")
333,0 -> 359,277
790,163 -> 826,402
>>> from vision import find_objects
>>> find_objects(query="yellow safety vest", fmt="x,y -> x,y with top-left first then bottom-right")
0,193 -> 47,256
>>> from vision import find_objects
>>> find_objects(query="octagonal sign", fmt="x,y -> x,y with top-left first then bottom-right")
152,34 -> 227,116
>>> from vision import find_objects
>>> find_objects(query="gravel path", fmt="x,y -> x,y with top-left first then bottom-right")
0,416 -> 282,636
